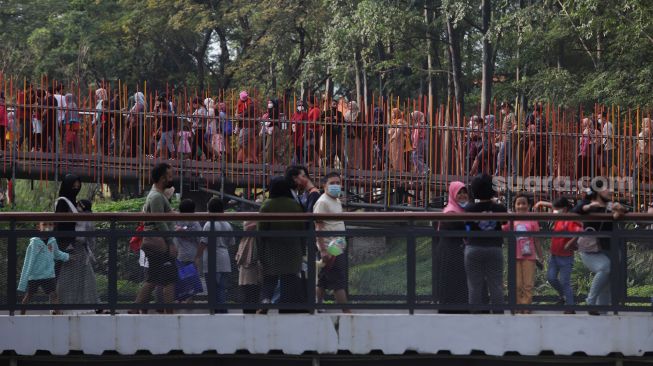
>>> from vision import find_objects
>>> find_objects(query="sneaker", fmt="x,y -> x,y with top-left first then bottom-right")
588,311 -> 600,316
555,297 -> 565,306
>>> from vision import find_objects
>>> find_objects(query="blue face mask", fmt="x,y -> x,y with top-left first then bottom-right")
327,184 -> 342,198
458,201 -> 469,208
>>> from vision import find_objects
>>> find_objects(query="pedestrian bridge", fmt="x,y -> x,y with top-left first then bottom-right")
1,212 -> 652,364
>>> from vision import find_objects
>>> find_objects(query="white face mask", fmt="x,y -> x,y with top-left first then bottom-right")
553,210 -> 560,214
297,106 -> 303,112
268,103 -> 274,109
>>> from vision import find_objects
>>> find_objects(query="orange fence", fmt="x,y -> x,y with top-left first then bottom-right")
0,77 -> 652,210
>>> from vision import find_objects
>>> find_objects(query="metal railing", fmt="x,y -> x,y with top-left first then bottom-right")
1,212 -> 652,315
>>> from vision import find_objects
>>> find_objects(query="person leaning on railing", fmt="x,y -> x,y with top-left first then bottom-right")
464,174 -> 507,310
572,183 -> 627,314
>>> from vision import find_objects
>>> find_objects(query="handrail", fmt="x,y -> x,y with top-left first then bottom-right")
0,211 -> 646,222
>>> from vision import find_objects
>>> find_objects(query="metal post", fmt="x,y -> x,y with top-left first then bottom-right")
108,220 -> 118,315
7,219 -> 17,316
207,220 -> 217,314
54,117 -> 59,183
406,221 -> 417,315
306,218 -> 317,312
507,220 -> 517,313
431,234 -> 438,306
610,224 -> 621,315
179,115 -> 184,197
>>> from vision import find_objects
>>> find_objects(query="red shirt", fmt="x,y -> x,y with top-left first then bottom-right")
551,220 -> 583,256
291,111 -> 308,146
307,107 -> 321,122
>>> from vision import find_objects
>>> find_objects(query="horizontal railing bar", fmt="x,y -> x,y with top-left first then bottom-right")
0,212 -> 644,222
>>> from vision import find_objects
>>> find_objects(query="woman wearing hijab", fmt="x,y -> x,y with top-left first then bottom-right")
123,92 -> 145,157
262,99 -> 288,165
344,101 -> 363,170
236,91 -> 258,163
57,198 -> 99,311
388,108 -> 411,171
433,181 -> 470,312
257,176 -> 306,312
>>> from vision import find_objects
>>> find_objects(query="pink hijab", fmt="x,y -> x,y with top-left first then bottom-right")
443,181 -> 467,213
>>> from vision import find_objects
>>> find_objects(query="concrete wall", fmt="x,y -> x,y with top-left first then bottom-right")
1,314 -> 652,356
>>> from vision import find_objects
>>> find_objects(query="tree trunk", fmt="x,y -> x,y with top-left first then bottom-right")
446,16 -> 464,117
215,27 -> 231,89
480,0 -> 493,118
354,47 -> 363,108
362,58 -> 369,118
425,5 -> 435,119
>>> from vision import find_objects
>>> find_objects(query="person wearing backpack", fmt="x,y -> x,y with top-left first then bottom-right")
464,174 -> 507,310
572,183 -> 626,313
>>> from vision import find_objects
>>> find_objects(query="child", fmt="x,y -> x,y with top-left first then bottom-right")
18,222 -> 70,315
64,93 -> 81,154
503,194 -> 543,313
535,197 -> 583,313
178,125 -> 193,160
174,199 -> 203,303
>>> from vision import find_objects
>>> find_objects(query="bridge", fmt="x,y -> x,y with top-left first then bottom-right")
0,212 -> 652,365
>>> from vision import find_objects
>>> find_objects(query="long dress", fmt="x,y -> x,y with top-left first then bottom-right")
434,220 -> 469,309
57,221 -> 99,311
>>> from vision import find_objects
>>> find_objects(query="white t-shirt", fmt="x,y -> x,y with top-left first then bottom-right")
602,121 -> 613,151
313,193 -> 345,250
201,221 -> 235,273
54,94 -> 66,124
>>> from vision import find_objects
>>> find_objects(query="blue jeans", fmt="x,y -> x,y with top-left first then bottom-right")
547,255 -> 574,305
205,272 -> 228,312
495,139 -> 513,176
580,251 -> 611,306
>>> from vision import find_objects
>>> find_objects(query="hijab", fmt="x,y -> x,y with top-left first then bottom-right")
58,173 -> 82,204
269,176 -> 293,199
134,92 -> 145,106
95,88 -> 107,102
443,181 -> 467,214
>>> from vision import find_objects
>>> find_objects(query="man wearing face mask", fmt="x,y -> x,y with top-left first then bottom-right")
320,99 -> 344,167
291,101 -> 308,164
133,163 -> 179,313
313,172 -> 350,313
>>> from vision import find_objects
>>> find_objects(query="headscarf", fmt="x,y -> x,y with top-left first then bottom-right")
443,181 -> 467,214
204,98 -> 215,110
134,92 -> 145,106
411,111 -> 425,124
344,101 -> 359,123
239,91 -> 248,101
266,99 -> 280,120
58,173 -> 82,204
391,107 -> 402,123
95,88 -> 107,101
269,176 -> 293,199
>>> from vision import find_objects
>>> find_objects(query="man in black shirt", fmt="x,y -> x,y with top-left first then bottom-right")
286,165 -> 321,213
464,174 -> 507,307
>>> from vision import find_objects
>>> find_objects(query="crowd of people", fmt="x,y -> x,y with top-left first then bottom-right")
16,163 -> 640,315
17,163 -> 352,314
0,84 -> 434,174
436,174 -> 627,314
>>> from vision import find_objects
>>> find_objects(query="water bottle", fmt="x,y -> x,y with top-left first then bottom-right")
327,237 -> 346,256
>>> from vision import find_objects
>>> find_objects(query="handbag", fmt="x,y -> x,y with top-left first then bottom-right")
175,261 -> 204,301
577,226 -> 600,253
129,223 -> 145,253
